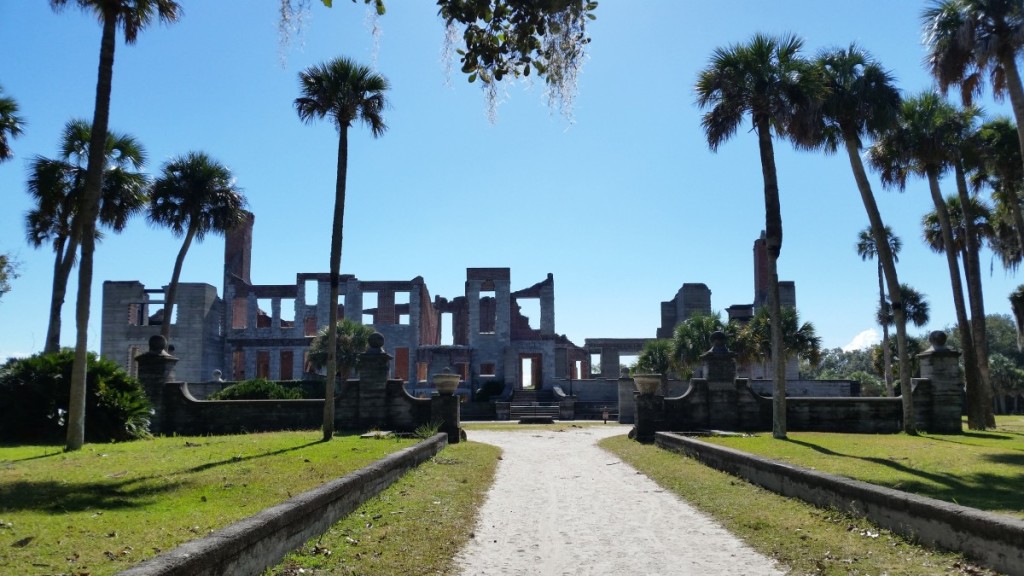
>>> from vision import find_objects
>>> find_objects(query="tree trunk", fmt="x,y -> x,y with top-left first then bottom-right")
755,117 -> 787,439
954,160 -> 995,427
44,234 -> 79,354
324,127 -> 350,441
161,224 -> 197,341
999,54 -> 1024,256
877,260 -> 893,396
67,14 -> 116,451
843,136 -> 913,429
926,170 -> 982,430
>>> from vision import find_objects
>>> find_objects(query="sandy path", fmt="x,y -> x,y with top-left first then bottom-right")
454,425 -> 785,576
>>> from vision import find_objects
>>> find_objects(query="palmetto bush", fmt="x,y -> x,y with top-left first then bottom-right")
0,349 -> 150,443
208,378 -> 302,400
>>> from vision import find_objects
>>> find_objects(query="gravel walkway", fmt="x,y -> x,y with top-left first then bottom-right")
454,425 -> 785,576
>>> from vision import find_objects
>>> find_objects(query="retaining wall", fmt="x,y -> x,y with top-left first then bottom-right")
655,432 -> 1024,576
116,433 -> 448,576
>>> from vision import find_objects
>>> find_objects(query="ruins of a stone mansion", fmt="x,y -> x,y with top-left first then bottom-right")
102,214 -> 811,396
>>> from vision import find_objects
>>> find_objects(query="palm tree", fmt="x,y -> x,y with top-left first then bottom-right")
26,119 -> 148,354
856,225 -> 903,396
971,117 -> 1024,256
307,319 -> 375,381
0,85 -> 24,163
738,306 -> 823,374
879,284 -> 931,328
696,33 -> 825,438
49,0 -> 181,451
633,339 -> 674,396
149,152 -> 246,342
295,56 -> 389,441
923,0 -> 1024,203
869,91 -> 986,429
814,45 -> 916,428
670,311 -> 729,379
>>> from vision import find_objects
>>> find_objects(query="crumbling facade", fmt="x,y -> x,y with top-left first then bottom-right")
102,213 -> 584,393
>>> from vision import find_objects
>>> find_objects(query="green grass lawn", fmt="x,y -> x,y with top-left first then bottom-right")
269,440 -> 501,576
696,415 -> 1024,519
0,431 -> 417,576
601,435 -> 1000,575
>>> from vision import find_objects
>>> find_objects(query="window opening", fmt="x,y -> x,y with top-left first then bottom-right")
256,350 -> 270,378
233,350 -> 245,380
441,312 -> 454,345
479,289 -> 496,334
517,298 -> 540,330
480,362 -> 496,377
232,298 -> 248,329
280,350 -> 294,380
279,298 -> 295,328
256,298 -> 273,328
304,279 -> 318,306
362,291 -> 377,325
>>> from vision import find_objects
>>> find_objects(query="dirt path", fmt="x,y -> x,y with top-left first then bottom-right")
454,425 -> 785,576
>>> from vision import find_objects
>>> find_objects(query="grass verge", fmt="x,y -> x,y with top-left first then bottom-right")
601,435 -> 998,575
269,440 -> 501,576
697,415 -> 1024,519
0,431 -> 416,576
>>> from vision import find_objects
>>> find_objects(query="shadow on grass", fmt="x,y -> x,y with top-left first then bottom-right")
783,438 -> 1024,515
0,450 -> 63,463
0,438 -> 325,514
180,438 -> 322,475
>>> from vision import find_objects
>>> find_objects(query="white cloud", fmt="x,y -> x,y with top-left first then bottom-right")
842,329 -> 880,352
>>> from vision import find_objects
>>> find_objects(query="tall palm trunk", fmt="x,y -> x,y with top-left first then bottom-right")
1000,53 -> 1024,239
324,127 -> 350,441
953,161 -> 995,427
843,136 -> 912,427
755,117 -> 787,439
161,224 -> 197,341
876,260 -> 893,391
67,14 -> 116,451
44,234 -> 79,354
926,169 -> 982,429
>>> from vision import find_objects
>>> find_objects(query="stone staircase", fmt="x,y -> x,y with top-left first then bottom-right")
510,389 -> 559,422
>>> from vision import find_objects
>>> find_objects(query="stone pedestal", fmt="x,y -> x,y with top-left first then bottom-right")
135,335 -> 179,435
634,393 -> 663,443
617,376 -> 636,424
431,394 -> 461,444
916,331 -> 963,434
357,333 -> 392,429
559,397 -> 575,420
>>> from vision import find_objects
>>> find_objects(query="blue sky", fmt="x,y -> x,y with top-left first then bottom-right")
1,1 -> 1021,360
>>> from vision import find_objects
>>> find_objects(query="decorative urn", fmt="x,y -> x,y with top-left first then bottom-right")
433,368 -> 460,396
633,374 -> 662,395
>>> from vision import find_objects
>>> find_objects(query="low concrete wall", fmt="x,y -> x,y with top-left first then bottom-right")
117,434 -> 448,576
655,432 -> 1024,576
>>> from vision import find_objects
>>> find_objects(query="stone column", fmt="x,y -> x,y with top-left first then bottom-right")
916,331 -> 963,434
135,335 -> 179,435
617,374 -> 636,424
357,332 -> 392,429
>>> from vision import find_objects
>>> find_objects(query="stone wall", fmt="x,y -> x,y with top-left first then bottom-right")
138,334 -> 462,443
632,331 -> 963,440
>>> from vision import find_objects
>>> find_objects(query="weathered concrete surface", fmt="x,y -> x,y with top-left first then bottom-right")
656,432 -> 1024,576
116,434 -> 447,576
456,426 -> 785,575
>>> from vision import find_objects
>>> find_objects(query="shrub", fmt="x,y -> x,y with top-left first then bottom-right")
0,349 -> 151,443
209,378 -> 302,400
